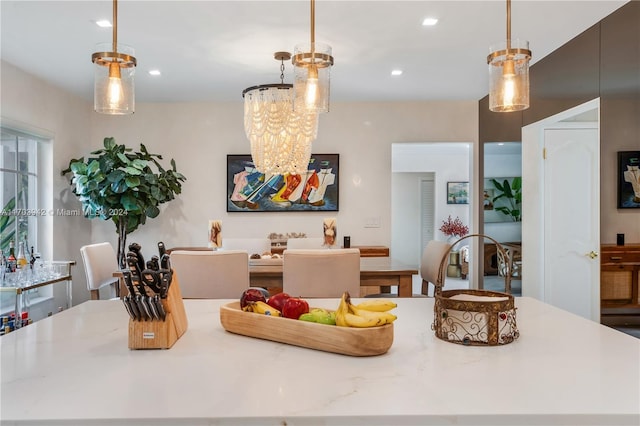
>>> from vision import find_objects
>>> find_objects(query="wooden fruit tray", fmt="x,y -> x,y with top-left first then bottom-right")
219,302 -> 393,356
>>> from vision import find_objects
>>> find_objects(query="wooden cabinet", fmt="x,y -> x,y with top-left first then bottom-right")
272,245 -> 389,257
351,246 -> 389,257
600,244 -> 640,324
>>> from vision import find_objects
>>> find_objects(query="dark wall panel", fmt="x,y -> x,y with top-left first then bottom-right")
523,23 -> 601,126
600,0 -> 640,145
600,0 -> 640,243
478,95 -> 523,143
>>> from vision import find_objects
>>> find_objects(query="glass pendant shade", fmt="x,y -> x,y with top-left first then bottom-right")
93,43 -> 136,115
488,40 -> 531,112
293,42 -> 333,113
243,85 -> 318,175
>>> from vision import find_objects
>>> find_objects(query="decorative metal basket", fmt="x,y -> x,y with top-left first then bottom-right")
432,234 -> 519,346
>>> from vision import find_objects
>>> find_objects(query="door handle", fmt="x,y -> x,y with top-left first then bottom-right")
585,251 -> 599,259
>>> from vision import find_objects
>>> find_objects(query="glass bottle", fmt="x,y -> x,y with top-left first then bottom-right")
17,242 -> 28,270
7,240 -> 16,273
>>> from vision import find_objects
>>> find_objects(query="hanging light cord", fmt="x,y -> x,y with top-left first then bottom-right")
112,0 -> 118,53
506,0 -> 511,50
310,0 -> 316,60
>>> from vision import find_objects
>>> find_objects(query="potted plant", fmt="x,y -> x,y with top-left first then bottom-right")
62,137 -> 186,267
439,215 -> 469,243
490,177 -> 522,222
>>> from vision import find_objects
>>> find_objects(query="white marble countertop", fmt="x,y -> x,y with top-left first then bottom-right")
1,297 -> 639,425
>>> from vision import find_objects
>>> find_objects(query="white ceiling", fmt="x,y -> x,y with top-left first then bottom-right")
0,1 -> 629,104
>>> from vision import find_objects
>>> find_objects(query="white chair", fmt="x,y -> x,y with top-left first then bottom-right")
220,238 -> 271,256
286,237 -> 326,250
420,240 -> 453,296
170,250 -> 250,299
80,242 -> 120,300
283,248 -> 360,298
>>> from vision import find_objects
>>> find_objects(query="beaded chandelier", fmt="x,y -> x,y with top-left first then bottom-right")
242,52 -> 318,175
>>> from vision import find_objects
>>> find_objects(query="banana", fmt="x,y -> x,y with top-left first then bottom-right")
350,306 -> 397,325
335,292 -> 350,327
353,299 -> 397,312
335,291 -> 398,327
343,312 -> 382,328
247,301 -> 281,317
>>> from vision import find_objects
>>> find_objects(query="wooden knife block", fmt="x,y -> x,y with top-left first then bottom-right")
128,271 -> 188,350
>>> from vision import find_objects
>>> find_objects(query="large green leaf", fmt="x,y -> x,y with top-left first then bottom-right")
145,205 -> 160,218
70,162 -> 87,175
121,193 -> 139,211
125,176 -> 141,188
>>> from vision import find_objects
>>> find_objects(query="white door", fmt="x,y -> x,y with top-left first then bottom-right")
543,126 -> 600,321
391,172 -> 435,267
420,177 -> 435,256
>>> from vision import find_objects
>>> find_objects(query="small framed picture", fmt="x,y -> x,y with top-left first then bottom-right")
447,182 -> 469,204
618,151 -> 640,209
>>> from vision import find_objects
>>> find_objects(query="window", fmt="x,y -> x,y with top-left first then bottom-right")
0,128 -> 46,315
0,128 -> 40,256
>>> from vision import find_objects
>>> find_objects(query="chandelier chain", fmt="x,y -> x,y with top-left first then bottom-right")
280,58 -> 285,84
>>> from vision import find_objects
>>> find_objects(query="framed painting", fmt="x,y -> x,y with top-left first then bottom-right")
227,154 -> 339,212
446,181 -> 469,204
618,151 -> 640,209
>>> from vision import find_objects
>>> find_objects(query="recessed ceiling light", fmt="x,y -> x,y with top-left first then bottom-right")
422,17 -> 439,26
391,69 -> 403,76
148,70 -> 161,76
96,20 -> 112,28
498,143 -> 505,146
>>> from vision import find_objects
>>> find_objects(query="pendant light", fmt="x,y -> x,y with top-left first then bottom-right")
91,0 -> 136,115
487,0 -> 532,112
242,52 -> 319,175
292,0 -> 334,113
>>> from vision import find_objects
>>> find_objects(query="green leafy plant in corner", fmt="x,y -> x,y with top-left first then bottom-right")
490,177 -> 522,222
62,137 -> 186,267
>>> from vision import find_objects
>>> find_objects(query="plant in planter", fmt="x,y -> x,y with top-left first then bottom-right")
439,215 -> 469,241
490,177 -> 522,222
62,137 -> 186,267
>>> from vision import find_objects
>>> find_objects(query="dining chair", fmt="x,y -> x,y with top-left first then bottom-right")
220,238 -> 272,257
286,237 -> 326,250
420,240 -> 453,296
496,244 -> 521,293
170,250 -> 250,299
80,242 -> 120,300
283,248 -> 360,298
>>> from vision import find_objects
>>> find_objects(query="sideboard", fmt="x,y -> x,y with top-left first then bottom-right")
600,244 -> 640,326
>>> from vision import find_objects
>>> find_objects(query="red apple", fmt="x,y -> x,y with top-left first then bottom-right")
267,292 -> 291,312
282,297 -> 310,320
240,288 -> 267,309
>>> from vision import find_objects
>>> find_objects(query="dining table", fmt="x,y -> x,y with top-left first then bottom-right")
1,296 -> 638,425
249,256 -> 419,297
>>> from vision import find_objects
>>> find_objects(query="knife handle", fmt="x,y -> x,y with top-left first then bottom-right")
122,298 -> 136,320
158,241 -> 167,257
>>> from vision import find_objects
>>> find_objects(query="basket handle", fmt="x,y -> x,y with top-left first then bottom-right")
435,233 -> 512,295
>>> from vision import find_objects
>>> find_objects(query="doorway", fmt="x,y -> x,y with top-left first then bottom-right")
522,99 -> 600,321
391,142 -> 473,294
